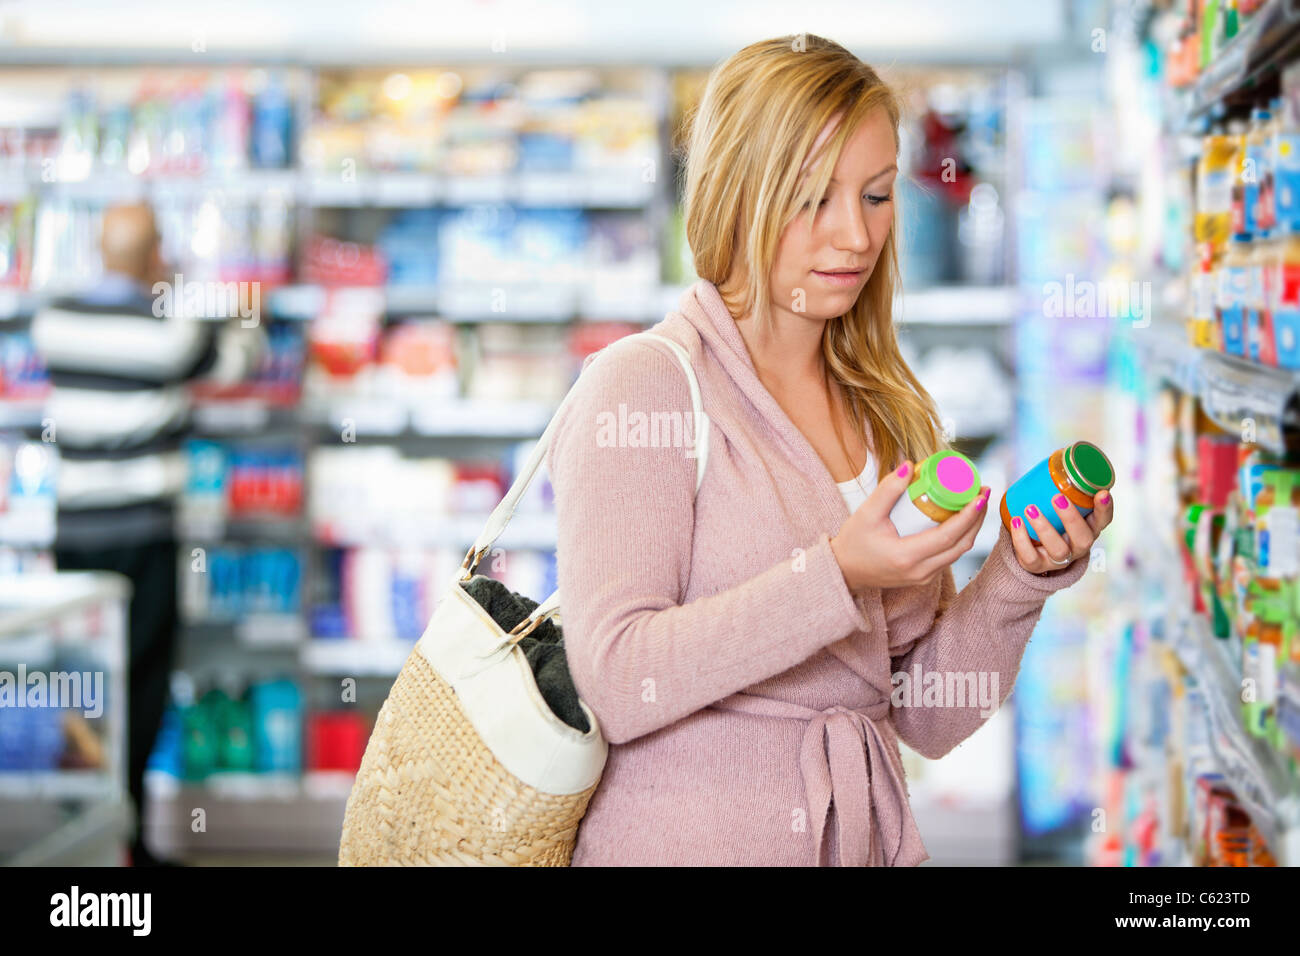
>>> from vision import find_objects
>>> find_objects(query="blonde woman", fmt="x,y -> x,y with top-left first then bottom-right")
545,34 -> 1112,866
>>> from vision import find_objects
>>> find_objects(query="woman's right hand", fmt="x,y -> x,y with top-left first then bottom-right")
829,460 -> 990,592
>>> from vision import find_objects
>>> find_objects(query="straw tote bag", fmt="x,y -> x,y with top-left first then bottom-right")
338,331 -> 709,866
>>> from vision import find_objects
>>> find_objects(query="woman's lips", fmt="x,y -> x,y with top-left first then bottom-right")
812,269 -> 864,287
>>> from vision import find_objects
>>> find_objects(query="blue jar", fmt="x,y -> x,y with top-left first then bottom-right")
1000,441 -> 1115,543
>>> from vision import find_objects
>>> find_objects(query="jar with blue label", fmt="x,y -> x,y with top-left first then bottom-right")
999,441 -> 1115,543
1274,92 -> 1300,232
1219,234 -> 1253,356
1245,106 -> 1271,236
1244,232 -> 1279,363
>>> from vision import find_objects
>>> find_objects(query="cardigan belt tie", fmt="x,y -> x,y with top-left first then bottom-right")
709,692 -> 929,866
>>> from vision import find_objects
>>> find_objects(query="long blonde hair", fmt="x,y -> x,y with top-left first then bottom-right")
677,34 -> 946,473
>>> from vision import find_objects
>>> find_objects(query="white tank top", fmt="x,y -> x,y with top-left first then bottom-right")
836,456 -> 878,514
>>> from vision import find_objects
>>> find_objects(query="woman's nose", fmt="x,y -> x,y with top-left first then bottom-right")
831,199 -> 873,253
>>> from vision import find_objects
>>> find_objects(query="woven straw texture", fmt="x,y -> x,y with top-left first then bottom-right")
338,645 -> 600,866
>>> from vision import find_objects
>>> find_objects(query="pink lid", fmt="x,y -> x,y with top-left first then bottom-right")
936,456 -> 974,493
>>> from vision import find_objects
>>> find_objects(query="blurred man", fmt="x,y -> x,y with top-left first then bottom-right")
28,201 -> 266,866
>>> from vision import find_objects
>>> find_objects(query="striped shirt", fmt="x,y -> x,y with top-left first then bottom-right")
27,273 -> 266,548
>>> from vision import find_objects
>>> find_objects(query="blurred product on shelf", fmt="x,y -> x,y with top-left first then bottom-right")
309,446 -> 456,543
305,288 -> 384,383
0,69 -> 297,184
190,323 -> 304,406
441,206 -> 586,286
376,209 -> 441,285
892,76 -> 1010,287
179,545 -> 302,621
150,673 -> 305,780
468,323 -> 573,403
309,543 -> 552,644
909,345 -> 1013,436
181,439 -> 304,526
302,67 -> 657,179
307,442 -> 555,542
0,702 -> 79,772
0,200 -> 36,290
1165,0 -> 1273,89
0,438 -> 57,547
1179,60 -> 1300,370
0,70 -> 300,296
306,711 -> 369,774
302,235 -> 387,287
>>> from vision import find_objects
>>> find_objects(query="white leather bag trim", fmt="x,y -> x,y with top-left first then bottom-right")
416,577 -> 607,796
412,330 -> 705,797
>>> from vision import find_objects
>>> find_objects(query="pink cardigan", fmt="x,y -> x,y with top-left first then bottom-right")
544,279 -> 1089,866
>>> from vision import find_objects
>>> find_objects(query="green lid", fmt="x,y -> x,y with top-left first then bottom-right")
1259,470 -> 1300,509
909,449 -> 980,512
1255,596 -> 1291,624
1063,441 -> 1115,495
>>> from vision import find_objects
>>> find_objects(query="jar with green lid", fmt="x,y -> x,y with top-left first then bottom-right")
999,441 -> 1116,543
888,449 -> 981,536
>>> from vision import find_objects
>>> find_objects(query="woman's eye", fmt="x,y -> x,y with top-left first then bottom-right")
866,193 -> 892,206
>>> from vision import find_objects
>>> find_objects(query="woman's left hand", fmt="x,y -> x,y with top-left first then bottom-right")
1008,490 -> 1113,574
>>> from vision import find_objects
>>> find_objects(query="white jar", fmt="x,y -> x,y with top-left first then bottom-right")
889,492 -> 943,537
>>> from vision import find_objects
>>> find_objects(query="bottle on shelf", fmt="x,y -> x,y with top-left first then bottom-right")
1219,231 -> 1253,357
1197,128 -> 1238,258
1249,228 -> 1277,365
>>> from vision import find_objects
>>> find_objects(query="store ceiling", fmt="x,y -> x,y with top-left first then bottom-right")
0,0 -> 1068,65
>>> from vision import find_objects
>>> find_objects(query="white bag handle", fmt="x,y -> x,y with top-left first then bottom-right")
457,331 -> 709,644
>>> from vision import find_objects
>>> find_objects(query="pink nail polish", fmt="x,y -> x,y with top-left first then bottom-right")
1025,504 -> 1039,519
897,463 -> 909,477
1053,493 -> 1068,510
976,495 -> 986,510
1011,516 -> 1021,530
1097,491 -> 1110,505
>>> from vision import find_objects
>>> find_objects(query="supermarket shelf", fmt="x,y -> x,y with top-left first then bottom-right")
313,510 -> 556,550
310,397 -> 557,438
894,285 -> 1017,325
0,289 -> 48,321
1137,325 -> 1300,455
2,281 -> 1020,325
3,797 -> 130,866
0,398 -> 45,429
271,281 -> 663,322
0,169 -> 654,210
176,515 -> 309,542
301,638 -> 416,676
144,771 -> 353,857
409,399 -> 555,437
1154,540 -> 1300,865
191,399 -> 302,434
1169,608 -> 1299,864
1181,0 -> 1300,127
183,614 -> 307,647
306,169 -> 654,208
0,771 -> 118,801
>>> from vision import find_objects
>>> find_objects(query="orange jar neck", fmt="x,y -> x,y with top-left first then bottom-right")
912,492 -> 957,523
